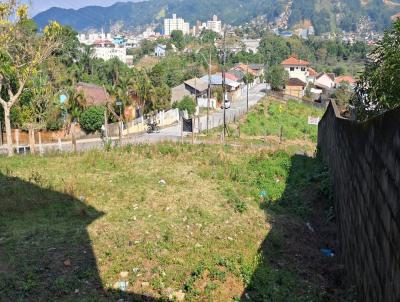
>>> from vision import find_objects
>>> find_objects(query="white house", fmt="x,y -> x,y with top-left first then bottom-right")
281,57 -> 310,83
164,14 -> 190,36
154,44 -> 166,57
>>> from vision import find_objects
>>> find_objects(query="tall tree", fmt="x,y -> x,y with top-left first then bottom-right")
0,1 -> 62,156
352,19 -> 400,120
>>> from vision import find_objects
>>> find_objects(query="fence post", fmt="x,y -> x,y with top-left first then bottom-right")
104,109 -> 108,138
192,118 -> 195,145
15,129 -> 19,153
28,124 -> 35,154
71,123 -> 77,152
181,117 -> 184,144
58,138 -> 62,152
38,132 -> 43,155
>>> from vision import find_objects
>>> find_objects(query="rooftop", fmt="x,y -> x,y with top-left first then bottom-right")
281,56 -> 310,66
286,78 -> 307,87
75,83 -> 110,106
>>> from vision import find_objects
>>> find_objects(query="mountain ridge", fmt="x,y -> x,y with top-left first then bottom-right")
33,0 -> 399,33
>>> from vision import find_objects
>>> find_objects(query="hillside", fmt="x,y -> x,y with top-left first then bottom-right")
33,0 -> 399,33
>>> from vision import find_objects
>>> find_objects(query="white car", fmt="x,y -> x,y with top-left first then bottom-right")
221,100 -> 231,109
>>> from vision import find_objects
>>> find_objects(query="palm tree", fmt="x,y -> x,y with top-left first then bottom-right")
131,69 -> 154,113
66,88 -> 86,123
80,44 -> 94,75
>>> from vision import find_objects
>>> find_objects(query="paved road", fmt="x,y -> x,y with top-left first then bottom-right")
0,84 -> 266,154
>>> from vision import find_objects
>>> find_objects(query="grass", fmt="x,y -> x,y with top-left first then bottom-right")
0,142 -> 340,302
0,98 -> 345,301
240,98 -> 324,143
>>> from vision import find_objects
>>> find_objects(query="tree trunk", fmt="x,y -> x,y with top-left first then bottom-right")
4,106 -> 13,157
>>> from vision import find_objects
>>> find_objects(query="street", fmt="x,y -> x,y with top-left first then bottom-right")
0,83 -> 266,154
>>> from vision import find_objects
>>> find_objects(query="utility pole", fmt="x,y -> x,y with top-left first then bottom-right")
207,48 -> 211,134
221,30 -> 227,139
246,62 -> 249,112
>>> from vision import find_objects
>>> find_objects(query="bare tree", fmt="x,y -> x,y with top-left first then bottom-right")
0,1 -> 61,156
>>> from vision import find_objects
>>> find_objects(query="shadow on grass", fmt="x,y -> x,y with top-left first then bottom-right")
0,173 -> 161,302
240,154 -> 345,302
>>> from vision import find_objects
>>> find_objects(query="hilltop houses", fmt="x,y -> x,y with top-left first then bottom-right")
281,56 -> 356,100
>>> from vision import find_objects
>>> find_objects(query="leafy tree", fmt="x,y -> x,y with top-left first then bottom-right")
266,65 -> 288,91
200,29 -> 220,44
173,96 -> 196,116
352,19 -> 400,120
258,33 -> 290,65
0,1 -> 62,156
243,73 -> 255,85
170,30 -> 185,50
79,106 -> 105,132
332,82 -> 353,109
150,84 -> 171,112
333,66 -> 345,76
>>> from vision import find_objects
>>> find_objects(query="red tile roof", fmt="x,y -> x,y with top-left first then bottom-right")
281,56 -> 310,66
308,68 -> 318,77
225,73 -> 240,81
335,75 -> 356,85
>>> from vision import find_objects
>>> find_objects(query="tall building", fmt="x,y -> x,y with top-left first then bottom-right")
164,14 -> 190,36
206,15 -> 222,34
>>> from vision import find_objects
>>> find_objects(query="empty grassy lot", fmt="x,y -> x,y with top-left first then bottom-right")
0,99 -> 347,301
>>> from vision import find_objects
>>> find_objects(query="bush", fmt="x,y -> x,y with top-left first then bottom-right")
80,106 -> 105,133
172,96 -> 196,116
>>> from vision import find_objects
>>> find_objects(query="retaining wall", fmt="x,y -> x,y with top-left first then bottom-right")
318,101 -> 400,301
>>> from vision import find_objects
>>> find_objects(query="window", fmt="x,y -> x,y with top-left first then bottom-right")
290,67 -> 295,71
301,67 -> 306,71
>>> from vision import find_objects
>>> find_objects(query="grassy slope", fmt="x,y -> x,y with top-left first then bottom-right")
240,99 -> 324,143
0,100 -> 344,301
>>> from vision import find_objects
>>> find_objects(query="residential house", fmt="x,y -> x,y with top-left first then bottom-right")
315,73 -> 336,91
171,77 -> 208,104
171,84 -> 190,104
307,68 -> 318,83
281,57 -> 310,83
335,75 -> 356,88
154,44 -> 166,57
200,74 -> 241,102
248,64 -> 265,78
284,78 -> 307,99
230,63 -> 260,87
75,83 -> 110,107
183,78 -> 209,98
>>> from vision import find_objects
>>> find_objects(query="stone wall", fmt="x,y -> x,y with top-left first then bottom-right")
318,101 -> 400,301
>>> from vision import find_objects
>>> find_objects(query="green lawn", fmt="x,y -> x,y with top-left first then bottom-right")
0,141 -> 341,302
240,99 -> 324,143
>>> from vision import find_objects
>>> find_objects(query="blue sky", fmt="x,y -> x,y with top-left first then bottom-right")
25,0 -> 131,15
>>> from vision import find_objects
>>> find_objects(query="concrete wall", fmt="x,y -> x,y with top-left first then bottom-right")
318,101 -> 400,302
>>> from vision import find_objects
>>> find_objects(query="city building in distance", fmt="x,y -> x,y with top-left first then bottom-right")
164,14 -> 190,36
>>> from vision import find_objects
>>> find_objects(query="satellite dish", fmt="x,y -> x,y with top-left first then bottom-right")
59,94 -> 68,104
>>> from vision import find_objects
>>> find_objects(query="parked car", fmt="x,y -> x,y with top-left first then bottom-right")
221,99 -> 231,109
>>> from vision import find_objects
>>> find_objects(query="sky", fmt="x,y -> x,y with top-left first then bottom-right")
23,0 -> 131,16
